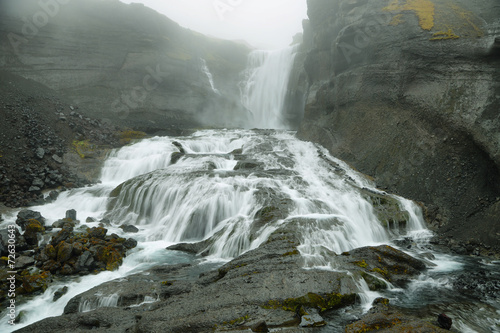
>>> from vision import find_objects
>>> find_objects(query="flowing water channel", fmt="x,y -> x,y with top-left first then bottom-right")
1,47 -> 499,332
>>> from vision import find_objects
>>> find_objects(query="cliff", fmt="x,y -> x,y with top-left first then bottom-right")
0,0 -> 250,132
297,0 -> 500,252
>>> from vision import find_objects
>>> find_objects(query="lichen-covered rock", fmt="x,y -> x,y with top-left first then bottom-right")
19,271 -> 51,295
16,210 -> 45,231
23,219 -> 45,246
56,241 -> 73,263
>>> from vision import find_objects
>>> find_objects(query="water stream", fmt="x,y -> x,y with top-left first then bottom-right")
1,46 -> 499,332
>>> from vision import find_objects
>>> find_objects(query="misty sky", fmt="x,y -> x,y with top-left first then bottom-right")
118,0 -> 308,49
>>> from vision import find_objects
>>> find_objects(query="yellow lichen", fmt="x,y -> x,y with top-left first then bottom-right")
383,0 -> 435,30
449,3 -> 483,37
117,130 -> 147,145
354,260 -> 369,268
72,140 -> 93,159
389,14 -> 404,26
430,29 -> 460,41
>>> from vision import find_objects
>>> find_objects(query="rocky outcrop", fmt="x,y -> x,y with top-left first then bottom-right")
0,0 -> 250,132
297,0 -> 500,251
16,224 -> 431,332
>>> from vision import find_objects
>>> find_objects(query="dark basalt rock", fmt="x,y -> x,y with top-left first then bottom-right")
119,224 -> 139,233
19,221 -> 428,332
437,313 -> 453,330
16,210 -> 46,231
296,0 -> 500,253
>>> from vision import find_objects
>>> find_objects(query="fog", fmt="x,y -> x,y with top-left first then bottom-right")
118,0 -> 308,49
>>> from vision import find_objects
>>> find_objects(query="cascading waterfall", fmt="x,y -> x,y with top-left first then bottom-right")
1,46 -> 493,333
200,58 -> 220,95
0,129 -> 488,332
240,45 -> 298,129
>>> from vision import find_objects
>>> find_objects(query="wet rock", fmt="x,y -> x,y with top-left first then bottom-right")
230,148 -> 243,155
251,321 -> 269,332
23,219 -> 45,246
65,209 -> 77,221
345,245 -> 427,287
438,313 -> 452,330
172,141 -> 185,154
60,263 -> 75,275
57,241 -> 73,263
45,190 -> 59,203
53,286 -> 69,302
44,244 -> 57,260
120,224 -> 139,233
233,160 -> 261,170
42,260 -> 61,273
15,256 -> 35,270
16,210 -> 45,231
123,238 -> 138,250
76,251 -> 95,272
20,271 -> 51,294
51,225 -> 73,245
300,308 -> 326,327
72,242 -> 84,256
345,302 -> 449,333
87,227 -> 107,239
167,241 -> 209,256
170,151 -> 184,164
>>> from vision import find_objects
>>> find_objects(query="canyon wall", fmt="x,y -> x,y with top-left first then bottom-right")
0,0 -> 250,132
297,0 -> 500,251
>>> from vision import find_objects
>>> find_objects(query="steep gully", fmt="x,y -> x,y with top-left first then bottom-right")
1,43 -> 499,333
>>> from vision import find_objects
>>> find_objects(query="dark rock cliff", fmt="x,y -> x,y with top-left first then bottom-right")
297,0 -> 500,251
0,0 -> 250,132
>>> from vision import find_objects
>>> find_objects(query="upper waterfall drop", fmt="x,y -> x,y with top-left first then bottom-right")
240,45 -> 299,129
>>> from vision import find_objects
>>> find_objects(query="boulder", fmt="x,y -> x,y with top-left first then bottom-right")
16,210 -> 45,231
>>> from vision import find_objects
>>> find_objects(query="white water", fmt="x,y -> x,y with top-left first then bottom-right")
240,46 -> 298,129
0,130 -> 430,332
200,58 -> 220,95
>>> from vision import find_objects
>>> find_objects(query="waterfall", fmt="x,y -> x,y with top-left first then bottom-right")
240,45 -> 298,129
0,129 -> 440,333
200,58 -> 220,95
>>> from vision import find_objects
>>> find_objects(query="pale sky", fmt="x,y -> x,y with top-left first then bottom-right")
118,0 -> 308,49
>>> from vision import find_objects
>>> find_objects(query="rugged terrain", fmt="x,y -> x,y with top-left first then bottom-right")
0,70 -> 130,208
0,0 -> 250,132
296,0 -> 500,253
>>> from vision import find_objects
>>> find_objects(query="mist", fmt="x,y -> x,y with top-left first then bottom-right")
118,0 -> 308,49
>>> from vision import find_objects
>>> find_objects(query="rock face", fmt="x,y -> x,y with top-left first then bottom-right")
16,224 -> 431,332
296,0 -> 500,251
0,0 -> 250,132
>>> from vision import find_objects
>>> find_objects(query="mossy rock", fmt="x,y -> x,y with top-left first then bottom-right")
117,130 -> 147,145
360,272 -> 387,291
20,271 -> 51,294
264,292 -> 356,313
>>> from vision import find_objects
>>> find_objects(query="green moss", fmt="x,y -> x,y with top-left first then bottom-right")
20,271 -> 51,294
117,130 -> 147,145
72,140 -> 94,159
360,272 -> 387,291
354,260 -> 368,268
222,315 -> 249,326
161,280 -> 173,286
263,292 -> 356,313
282,249 -> 300,257
371,267 -> 389,278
